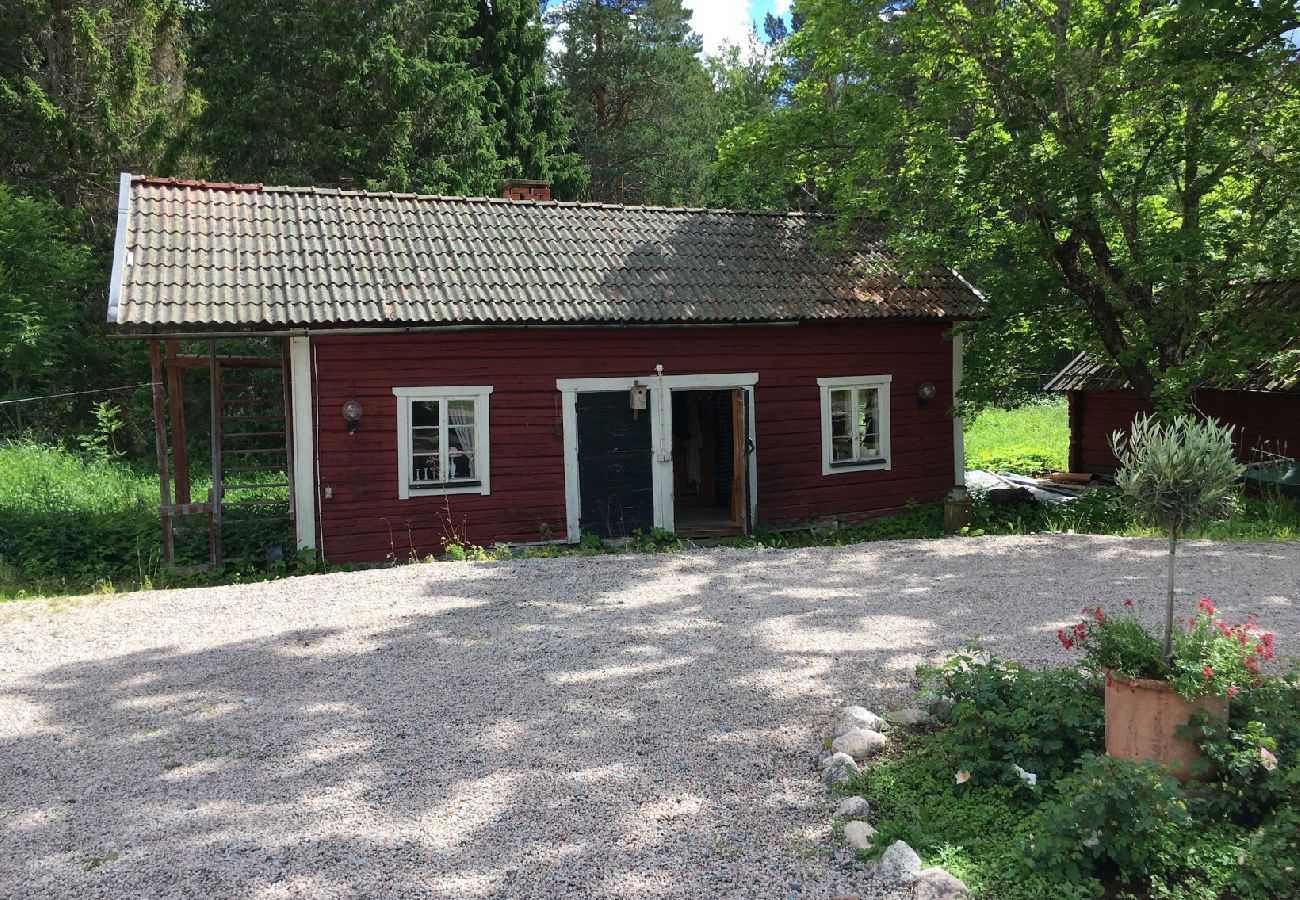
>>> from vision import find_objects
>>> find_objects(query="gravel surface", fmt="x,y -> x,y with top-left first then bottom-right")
1,535 -> 1296,900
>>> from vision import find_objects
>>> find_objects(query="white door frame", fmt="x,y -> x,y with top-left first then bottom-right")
557,372 -> 759,542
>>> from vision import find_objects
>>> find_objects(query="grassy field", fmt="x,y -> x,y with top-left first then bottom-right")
964,397 -> 1069,473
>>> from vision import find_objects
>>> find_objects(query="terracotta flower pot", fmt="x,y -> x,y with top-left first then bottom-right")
1103,672 -> 1228,780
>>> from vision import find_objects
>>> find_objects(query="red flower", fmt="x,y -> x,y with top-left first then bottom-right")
1203,666 -> 1213,680
1227,686 -> 1239,699
1196,598 -> 1215,616
1123,599 -> 1133,607
1057,630 -> 1074,650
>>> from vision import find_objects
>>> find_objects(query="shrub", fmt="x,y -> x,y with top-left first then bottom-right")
919,647 -> 1103,786
1033,752 -> 1190,885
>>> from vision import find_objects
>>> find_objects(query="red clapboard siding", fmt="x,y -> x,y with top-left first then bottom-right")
1070,388 -> 1300,473
310,321 -> 959,562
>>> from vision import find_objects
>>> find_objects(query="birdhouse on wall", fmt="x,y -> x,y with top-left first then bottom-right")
629,382 -> 648,418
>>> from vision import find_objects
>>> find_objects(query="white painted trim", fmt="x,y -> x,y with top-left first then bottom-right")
556,373 -> 758,392
952,334 -> 966,487
289,336 -> 317,550
392,387 -> 493,499
106,173 -> 132,325
817,375 -> 893,476
556,371 -> 759,541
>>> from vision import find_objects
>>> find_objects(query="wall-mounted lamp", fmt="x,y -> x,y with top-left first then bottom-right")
342,399 -> 363,433
917,382 -> 937,406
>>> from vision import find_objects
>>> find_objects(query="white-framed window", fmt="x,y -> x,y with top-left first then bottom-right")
392,386 -> 493,499
817,375 -> 892,475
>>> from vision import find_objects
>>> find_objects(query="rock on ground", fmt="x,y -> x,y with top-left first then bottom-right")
0,535 -> 1294,899
843,821 -> 877,851
889,708 -> 934,727
831,727 -> 887,762
836,796 -> 870,819
822,751 -> 861,785
877,841 -> 924,885
833,706 -> 888,736
915,866 -> 969,899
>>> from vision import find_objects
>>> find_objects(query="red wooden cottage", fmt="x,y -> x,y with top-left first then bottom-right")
1047,280 -> 1300,474
109,174 -> 982,565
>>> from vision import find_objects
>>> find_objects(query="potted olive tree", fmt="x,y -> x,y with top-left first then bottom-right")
1058,415 -> 1273,777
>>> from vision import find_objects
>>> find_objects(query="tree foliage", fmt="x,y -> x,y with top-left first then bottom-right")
550,0 -> 725,205
0,0 -> 193,232
719,0 -> 1300,409
473,0 -> 586,197
186,0 -> 503,194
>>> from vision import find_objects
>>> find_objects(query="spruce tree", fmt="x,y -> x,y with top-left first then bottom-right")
187,0 -> 501,194
472,0 -> 586,198
0,0 -> 193,231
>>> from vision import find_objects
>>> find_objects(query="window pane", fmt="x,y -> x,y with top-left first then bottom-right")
857,387 -> 879,456
830,389 -> 852,461
447,399 -> 476,480
412,400 -> 440,428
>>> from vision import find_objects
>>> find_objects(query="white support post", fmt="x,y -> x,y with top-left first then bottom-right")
952,333 -> 966,487
289,336 -> 317,551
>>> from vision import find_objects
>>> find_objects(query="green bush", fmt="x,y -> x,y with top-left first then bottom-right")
1034,753 -> 1191,885
920,647 -> 1104,785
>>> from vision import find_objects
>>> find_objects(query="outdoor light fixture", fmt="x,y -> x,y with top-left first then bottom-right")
342,399 -> 363,433
917,382 -> 937,406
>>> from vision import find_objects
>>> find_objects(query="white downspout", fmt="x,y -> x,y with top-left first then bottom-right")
952,332 -> 966,487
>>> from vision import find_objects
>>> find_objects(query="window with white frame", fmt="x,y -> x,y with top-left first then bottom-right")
817,375 -> 892,474
392,387 -> 492,498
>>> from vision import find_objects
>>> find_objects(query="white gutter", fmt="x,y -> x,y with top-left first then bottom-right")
289,336 -> 317,552
106,172 -> 133,325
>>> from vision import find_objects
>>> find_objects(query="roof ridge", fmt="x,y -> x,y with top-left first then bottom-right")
130,174 -> 837,220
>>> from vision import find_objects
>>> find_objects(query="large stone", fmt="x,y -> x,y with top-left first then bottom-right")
836,795 -> 871,819
820,751 -> 860,786
877,841 -> 923,885
833,706 -> 888,736
831,728 -> 888,762
915,866 -> 969,899
843,820 -> 877,851
890,708 -> 935,728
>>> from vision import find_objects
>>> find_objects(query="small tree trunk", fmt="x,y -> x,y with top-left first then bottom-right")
1164,531 -> 1178,661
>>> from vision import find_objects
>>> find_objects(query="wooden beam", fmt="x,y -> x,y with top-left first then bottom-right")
208,342 -> 224,567
149,341 -> 174,566
165,341 -> 190,504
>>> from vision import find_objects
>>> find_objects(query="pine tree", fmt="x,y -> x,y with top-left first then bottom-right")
0,0 -> 193,232
550,0 -> 721,206
186,0 -> 501,194
472,0 -> 586,198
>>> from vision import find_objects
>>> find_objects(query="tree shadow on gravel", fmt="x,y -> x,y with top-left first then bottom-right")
1,537 -> 1294,899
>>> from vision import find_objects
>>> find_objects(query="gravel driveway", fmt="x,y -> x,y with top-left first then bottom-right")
1,535 -> 1296,900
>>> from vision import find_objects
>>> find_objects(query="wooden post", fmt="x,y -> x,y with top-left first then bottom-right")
209,341 -> 224,566
165,340 -> 190,504
149,340 -> 174,566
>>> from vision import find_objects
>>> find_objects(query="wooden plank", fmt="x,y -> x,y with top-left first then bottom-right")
149,340 -> 174,566
164,341 -> 190,504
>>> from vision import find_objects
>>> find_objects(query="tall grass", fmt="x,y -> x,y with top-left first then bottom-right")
0,441 -> 294,600
0,441 -> 161,597
964,398 -> 1070,473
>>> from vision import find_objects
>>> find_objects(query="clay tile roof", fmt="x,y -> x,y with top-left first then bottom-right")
107,173 -> 986,329
1046,279 -> 1300,394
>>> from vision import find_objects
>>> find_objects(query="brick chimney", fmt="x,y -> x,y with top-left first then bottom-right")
502,179 -> 552,202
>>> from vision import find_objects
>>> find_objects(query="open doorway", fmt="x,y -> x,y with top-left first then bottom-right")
672,389 -> 750,537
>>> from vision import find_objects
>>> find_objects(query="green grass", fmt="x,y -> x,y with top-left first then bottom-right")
964,398 -> 1069,473
0,441 -> 296,600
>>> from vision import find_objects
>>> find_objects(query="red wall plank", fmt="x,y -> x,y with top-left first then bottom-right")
1072,388 -> 1300,473
310,322 -> 959,562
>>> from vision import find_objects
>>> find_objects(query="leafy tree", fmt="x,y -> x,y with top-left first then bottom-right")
186,0 -> 502,194
472,0 -> 586,197
719,0 -> 1300,410
0,187 -> 103,436
0,0 -> 193,232
550,0 -> 723,205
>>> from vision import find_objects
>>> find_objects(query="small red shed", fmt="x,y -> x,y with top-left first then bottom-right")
109,174 -> 982,564
1047,280 -> 1300,474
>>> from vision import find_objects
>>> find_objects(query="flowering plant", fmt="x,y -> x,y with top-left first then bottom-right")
1058,598 -> 1275,699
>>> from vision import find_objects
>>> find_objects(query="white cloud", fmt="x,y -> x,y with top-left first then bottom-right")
686,0 -> 756,56
773,0 -> 791,14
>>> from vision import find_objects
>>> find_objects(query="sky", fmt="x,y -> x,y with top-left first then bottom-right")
689,0 -> 790,55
